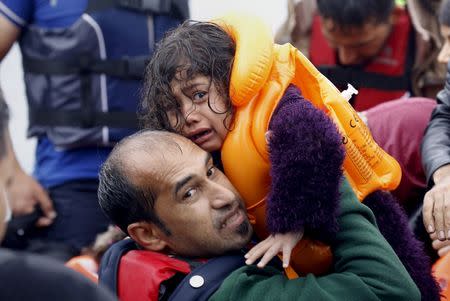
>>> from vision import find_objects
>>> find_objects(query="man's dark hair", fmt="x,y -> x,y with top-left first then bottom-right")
440,0 -> 450,27
317,0 -> 395,28
140,20 -> 235,132
0,88 -> 10,159
98,130 -> 173,236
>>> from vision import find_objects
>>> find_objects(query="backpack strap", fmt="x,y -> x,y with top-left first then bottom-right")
168,253 -> 246,301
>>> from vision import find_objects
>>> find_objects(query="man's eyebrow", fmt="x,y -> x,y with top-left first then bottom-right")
173,153 -> 213,196
174,174 -> 194,196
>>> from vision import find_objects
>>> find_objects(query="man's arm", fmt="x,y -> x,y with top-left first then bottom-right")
0,12 -> 56,225
0,13 -> 20,59
211,180 -> 420,301
4,128 -> 56,226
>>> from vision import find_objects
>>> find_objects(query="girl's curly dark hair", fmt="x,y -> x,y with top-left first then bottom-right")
140,20 -> 236,132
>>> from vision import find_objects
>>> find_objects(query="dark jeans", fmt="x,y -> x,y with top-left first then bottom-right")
2,180 -> 110,261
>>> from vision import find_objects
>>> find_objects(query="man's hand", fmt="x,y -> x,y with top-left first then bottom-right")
7,168 -> 56,227
244,230 -> 304,268
423,165 -> 450,241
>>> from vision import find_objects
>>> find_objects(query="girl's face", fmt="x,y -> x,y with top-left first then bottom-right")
169,74 -> 231,152
438,24 -> 450,64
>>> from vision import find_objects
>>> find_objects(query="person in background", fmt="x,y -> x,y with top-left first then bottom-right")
0,0 -> 188,260
422,0 -> 450,254
276,0 -> 445,110
0,87 -> 116,301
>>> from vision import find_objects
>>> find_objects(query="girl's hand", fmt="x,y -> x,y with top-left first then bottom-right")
244,230 -> 304,268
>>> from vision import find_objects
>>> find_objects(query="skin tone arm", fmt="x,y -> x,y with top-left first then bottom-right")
0,14 -> 56,226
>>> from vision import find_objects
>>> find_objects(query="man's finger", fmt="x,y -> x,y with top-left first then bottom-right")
423,192 -> 435,233
35,186 -> 56,219
36,217 -> 54,227
434,194 -> 445,240
445,192 -> 450,239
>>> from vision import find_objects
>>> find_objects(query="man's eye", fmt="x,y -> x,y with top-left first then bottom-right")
206,166 -> 215,177
183,188 -> 197,200
193,91 -> 207,101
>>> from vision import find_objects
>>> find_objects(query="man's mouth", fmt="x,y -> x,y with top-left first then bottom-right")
220,208 -> 245,230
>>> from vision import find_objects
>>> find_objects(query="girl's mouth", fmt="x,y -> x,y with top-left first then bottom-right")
190,129 -> 212,145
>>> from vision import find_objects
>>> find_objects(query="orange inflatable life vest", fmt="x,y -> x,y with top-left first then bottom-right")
214,13 -> 401,276
309,8 -> 413,111
66,255 -> 99,283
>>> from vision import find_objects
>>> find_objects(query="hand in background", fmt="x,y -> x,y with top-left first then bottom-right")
7,167 -> 56,227
423,164 -> 450,241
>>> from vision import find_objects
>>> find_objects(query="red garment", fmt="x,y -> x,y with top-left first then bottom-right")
366,97 -> 436,211
309,8 -> 412,111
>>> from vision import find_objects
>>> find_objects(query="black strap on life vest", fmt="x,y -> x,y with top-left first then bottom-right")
22,55 -> 148,80
86,0 -> 189,20
29,109 -> 139,129
317,66 -> 410,91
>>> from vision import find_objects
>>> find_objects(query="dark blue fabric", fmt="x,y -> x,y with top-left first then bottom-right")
99,239 -> 247,301
32,179 -> 110,251
0,0 -> 87,28
168,254 -> 246,301
99,239 -> 137,294
34,138 -> 111,188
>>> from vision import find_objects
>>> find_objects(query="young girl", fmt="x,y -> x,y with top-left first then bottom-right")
142,18 -> 342,274
141,13 -> 438,297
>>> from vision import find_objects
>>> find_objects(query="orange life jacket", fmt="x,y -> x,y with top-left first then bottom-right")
215,13 -> 401,276
432,253 -> 450,301
309,8 -> 413,111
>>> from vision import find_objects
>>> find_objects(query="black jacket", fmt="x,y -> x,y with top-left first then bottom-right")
422,61 -> 450,185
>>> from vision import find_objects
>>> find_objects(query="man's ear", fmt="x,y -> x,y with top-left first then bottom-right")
127,222 -> 168,252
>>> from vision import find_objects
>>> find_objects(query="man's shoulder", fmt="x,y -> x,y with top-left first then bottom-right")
0,249 -> 115,300
0,0 -> 87,28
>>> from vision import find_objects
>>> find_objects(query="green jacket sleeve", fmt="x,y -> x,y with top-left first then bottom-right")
210,180 -> 420,301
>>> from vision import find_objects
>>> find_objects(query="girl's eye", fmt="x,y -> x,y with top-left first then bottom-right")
206,166 -> 215,177
183,188 -> 197,200
193,91 -> 207,101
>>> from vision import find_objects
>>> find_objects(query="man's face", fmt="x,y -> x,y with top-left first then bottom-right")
438,24 -> 450,64
0,139 -> 13,240
132,136 -> 252,257
321,18 -> 393,66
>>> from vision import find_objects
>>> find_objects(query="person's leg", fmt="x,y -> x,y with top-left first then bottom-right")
13,180 -> 111,261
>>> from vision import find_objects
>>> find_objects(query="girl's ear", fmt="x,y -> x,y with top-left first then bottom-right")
127,222 -> 168,251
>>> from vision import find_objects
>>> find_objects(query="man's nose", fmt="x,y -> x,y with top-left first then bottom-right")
209,181 -> 236,209
438,42 -> 450,64
338,47 -> 360,65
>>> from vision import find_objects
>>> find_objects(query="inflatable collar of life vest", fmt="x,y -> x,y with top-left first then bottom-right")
214,13 -> 401,200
